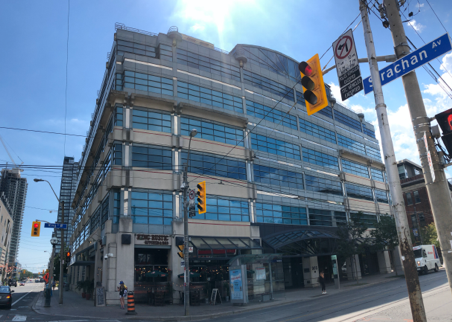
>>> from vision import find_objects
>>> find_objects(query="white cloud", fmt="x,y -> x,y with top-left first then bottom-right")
410,20 -> 425,32
190,23 -> 205,33
328,82 -> 374,116
415,2 -> 424,8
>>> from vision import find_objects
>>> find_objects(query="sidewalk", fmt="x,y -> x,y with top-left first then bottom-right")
33,273 -> 403,321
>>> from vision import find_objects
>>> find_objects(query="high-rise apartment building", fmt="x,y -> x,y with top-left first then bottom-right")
55,157 -> 79,254
68,25 -> 393,305
0,169 -> 27,266
0,193 -> 13,280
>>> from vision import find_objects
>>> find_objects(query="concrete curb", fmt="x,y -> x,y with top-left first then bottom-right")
30,275 -> 400,321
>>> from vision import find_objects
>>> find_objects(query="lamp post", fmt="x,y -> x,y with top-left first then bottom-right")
182,129 -> 197,316
34,178 -> 65,304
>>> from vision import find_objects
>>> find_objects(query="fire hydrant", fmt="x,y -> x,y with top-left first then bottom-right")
44,285 -> 52,307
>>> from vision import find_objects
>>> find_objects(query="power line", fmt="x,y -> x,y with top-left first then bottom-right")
425,0 -> 448,34
0,126 -> 87,138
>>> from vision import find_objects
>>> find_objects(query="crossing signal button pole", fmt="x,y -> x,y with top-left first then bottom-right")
435,108 -> 452,156
31,221 -> 41,237
197,181 -> 206,214
299,54 -> 328,116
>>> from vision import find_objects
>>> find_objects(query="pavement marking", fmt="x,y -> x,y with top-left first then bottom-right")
12,291 -> 32,306
12,316 -> 27,321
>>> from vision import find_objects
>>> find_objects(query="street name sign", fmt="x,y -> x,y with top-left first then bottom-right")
44,223 -> 67,229
332,29 -> 364,100
363,33 -> 452,94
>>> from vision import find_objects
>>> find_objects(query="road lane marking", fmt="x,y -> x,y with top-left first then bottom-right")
12,291 -> 32,306
12,316 -> 27,321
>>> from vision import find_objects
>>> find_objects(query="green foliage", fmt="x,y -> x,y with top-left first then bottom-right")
421,223 -> 440,249
371,215 -> 399,251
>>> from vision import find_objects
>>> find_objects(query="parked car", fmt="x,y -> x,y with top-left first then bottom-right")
0,286 -> 13,309
413,245 -> 441,274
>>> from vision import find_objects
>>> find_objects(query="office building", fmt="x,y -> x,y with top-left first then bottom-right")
0,194 -> 13,280
68,24 -> 393,304
0,169 -> 27,266
55,157 -> 79,254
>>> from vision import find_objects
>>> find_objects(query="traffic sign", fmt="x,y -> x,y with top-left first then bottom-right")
188,189 -> 195,200
363,33 -> 452,94
44,223 -> 67,229
332,29 -> 363,100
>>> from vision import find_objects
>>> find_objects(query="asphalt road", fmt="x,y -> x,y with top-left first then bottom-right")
198,270 -> 451,322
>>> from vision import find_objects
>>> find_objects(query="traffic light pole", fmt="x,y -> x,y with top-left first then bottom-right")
359,1 -> 427,321
59,200 -> 64,304
384,0 -> 452,296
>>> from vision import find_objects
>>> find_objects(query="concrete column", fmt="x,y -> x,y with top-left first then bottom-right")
377,250 -> 392,274
115,216 -> 134,291
392,247 -> 405,276
302,256 -> 319,287
346,255 -> 362,280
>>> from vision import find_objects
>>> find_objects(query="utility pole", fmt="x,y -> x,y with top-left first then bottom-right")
384,0 -> 452,296
59,200 -> 65,304
359,1 -> 427,321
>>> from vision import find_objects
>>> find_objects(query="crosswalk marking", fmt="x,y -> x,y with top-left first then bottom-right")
12,316 -> 27,321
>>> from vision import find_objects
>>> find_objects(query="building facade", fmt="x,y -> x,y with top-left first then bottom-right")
0,194 -> 13,281
68,25 -> 393,305
0,169 -> 27,266
55,157 -> 79,254
398,159 -> 451,244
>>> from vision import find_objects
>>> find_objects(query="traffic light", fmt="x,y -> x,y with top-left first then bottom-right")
435,108 -> 452,155
197,181 -> 206,214
298,53 -> 328,115
66,251 -> 71,258
31,221 -> 41,237
177,245 -> 184,259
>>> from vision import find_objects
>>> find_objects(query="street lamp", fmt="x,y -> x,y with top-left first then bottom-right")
182,129 -> 197,316
34,178 -> 65,305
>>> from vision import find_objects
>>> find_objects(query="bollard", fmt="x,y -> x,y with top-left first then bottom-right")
126,291 -> 137,315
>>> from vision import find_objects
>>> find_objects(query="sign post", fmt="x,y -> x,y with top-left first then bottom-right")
332,29 -> 364,100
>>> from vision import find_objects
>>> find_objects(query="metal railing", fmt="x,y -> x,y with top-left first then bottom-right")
214,47 -> 229,55
168,26 -> 178,33
115,22 -> 158,37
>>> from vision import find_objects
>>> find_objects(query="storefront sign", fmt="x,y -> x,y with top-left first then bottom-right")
135,234 -> 171,246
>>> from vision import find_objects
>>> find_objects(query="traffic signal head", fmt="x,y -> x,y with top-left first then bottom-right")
31,221 -> 41,237
177,244 -> 184,259
299,53 -> 328,116
435,108 -> 452,156
196,181 -> 206,214
66,252 -> 71,258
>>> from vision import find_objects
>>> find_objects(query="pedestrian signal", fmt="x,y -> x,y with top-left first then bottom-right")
31,221 -> 41,237
197,181 -> 206,214
435,108 -> 452,156
299,54 -> 328,115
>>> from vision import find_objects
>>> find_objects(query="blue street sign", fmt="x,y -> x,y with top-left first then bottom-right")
363,33 -> 452,94
44,223 -> 67,229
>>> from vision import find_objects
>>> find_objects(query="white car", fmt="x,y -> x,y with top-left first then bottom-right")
413,245 -> 441,274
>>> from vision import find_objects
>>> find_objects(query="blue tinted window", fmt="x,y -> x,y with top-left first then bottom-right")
117,40 -> 156,60
119,71 -> 173,96
243,70 -> 295,101
181,152 -> 247,180
132,108 -> 172,133
177,48 -> 241,82
181,117 -> 243,146
246,101 -> 297,130
351,212 -> 378,228
302,147 -> 338,170
346,183 -> 374,201
309,208 -> 332,226
191,196 -> 249,221
366,145 -> 381,160
305,175 -> 342,196
335,111 -> 362,132
299,118 -> 336,144
341,159 -> 369,178
131,191 -> 173,225
362,124 -> 376,138
334,211 -> 347,226
158,44 -> 172,62
337,134 -> 366,154
254,164 -> 303,189
255,203 -> 307,225
371,168 -> 384,182
114,106 -> 123,126
178,81 -> 243,113
375,189 -> 388,203
251,134 -> 300,160
132,145 -> 172,170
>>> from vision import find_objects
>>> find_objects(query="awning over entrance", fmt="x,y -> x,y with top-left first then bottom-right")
188,236 -> 261,259
69,244 -> 95,266
260,226 -> 339,257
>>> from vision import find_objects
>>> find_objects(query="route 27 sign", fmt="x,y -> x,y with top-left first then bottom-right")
363,33 -> 452,94
332,29 -> 364,101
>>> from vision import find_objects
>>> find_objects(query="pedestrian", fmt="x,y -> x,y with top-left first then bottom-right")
117,281 -> 128,309
319,271 -> 326,295
52,280 -> 56,291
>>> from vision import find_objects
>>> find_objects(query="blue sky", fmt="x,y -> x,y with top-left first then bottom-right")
1,0 -> 452,272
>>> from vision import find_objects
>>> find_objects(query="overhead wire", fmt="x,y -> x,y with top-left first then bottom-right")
425,0 -> 448,34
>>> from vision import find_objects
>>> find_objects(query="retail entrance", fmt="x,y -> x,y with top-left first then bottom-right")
282,257 -> 304,288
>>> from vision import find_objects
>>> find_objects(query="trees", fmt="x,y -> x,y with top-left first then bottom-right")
336,212 -> 369,281
371,215 -> 400,274
420,223 -> 439,248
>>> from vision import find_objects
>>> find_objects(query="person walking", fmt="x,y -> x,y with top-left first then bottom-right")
117,281 -> 128,309
319,271 -> 326,295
